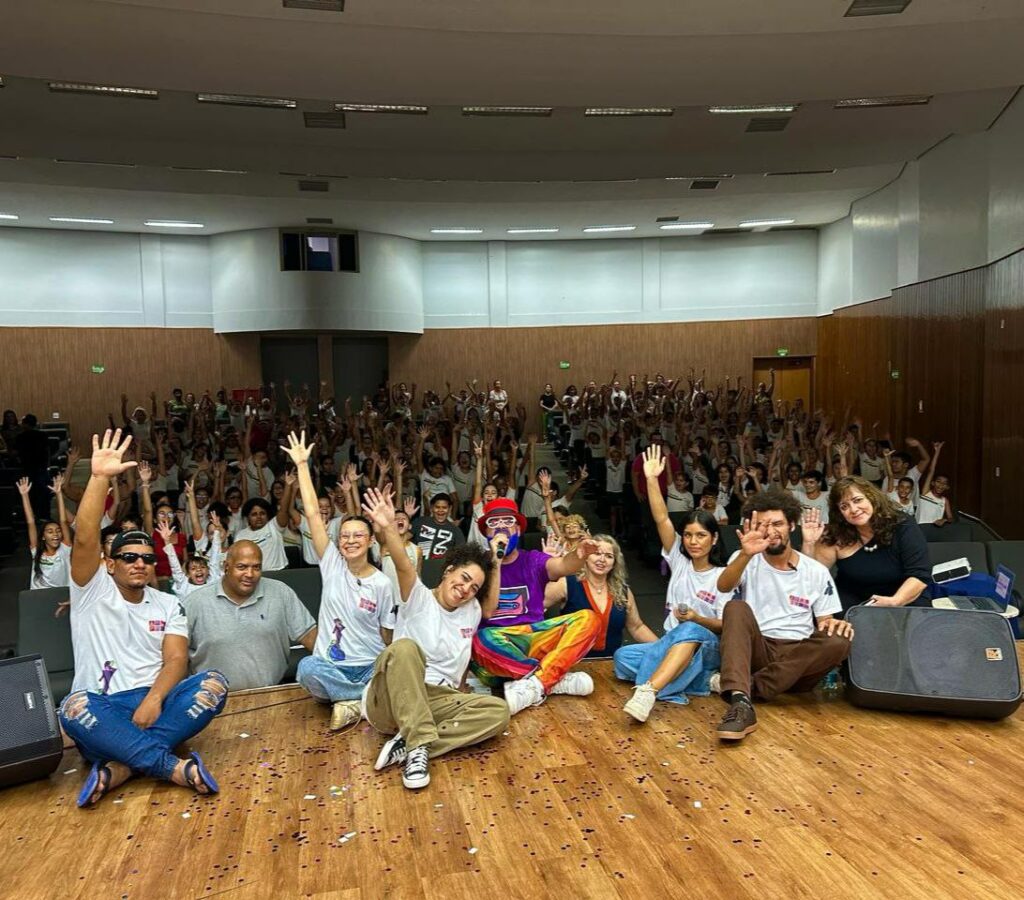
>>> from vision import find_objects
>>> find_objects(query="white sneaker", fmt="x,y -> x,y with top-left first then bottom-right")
548,671 -> 594,697
623,682 -> 657,723
402,746 -> 430,790
330,700 -> 362,731
709,672 -> 722,695
503,675 -> 546,716
374,734 -> 407,771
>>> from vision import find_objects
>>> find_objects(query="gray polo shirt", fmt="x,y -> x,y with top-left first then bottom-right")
183,577 -> 316,691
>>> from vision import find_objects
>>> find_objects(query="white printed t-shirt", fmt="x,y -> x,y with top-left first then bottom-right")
916,491 -> 946,525
69,566 -> 188,695
235,520 -> 289,571
29,543 -> 71,589
728,550 -> 841,640
314,543 -> 396,667
661,539 -> 731,632
301,515 -> 341,566
394,579 -> 481,689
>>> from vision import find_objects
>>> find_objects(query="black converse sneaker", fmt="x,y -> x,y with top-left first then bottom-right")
402,746 -> 430,790
716,698 -> 758,741
374,734 -> 407,771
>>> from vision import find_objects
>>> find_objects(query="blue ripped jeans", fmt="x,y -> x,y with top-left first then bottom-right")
613,622 -> 721,704
58,670 -> 228,780
297,655 -> 375,702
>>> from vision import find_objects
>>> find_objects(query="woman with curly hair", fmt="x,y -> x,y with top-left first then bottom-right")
800,475 -> 930,613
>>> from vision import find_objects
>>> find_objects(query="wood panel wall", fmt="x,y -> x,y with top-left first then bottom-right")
0,328 -> 261,448
389,317 -> 819,432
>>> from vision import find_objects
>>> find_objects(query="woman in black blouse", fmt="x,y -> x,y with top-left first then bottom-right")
800,476 -> 930,613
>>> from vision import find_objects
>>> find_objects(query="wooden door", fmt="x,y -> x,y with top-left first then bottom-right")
752,356 -> 814,409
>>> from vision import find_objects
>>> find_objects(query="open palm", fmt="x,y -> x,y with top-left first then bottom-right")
90,430 -> 137,478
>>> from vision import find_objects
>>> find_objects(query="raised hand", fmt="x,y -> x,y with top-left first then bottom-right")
66,445 -> 81,466
184,477 -> 196,499
642,444 -> 666,479
932,441 -> 944,453
473,441 -> 484,459
575,538 -> 600,559
90,429 -> 137,479
49,473 -> 64,494
737,512 -> 771,557
156,521 -> 176,545
403,496 -> 420,519
578,465 -> 588,482
800,507 -> 825,545
345,463 -> 358,483
541,533 -> 565,557
538,470 -> 553,497
393,458 -> 406,477
16,476 -> 30,495
138,460 -> 152,485
283,469 -> 297,487
362,487 -> 397,530
283,430 -> 315,467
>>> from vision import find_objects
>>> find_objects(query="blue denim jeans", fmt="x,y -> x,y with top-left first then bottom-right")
613,622 -> 721,704
58,670 -> 228,780
297,655 -> 375,702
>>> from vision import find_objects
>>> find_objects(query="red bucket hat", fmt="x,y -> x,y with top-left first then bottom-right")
477,498 -> 527,537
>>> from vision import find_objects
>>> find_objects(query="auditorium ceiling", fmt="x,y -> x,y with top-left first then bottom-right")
0,0 -> 1022,238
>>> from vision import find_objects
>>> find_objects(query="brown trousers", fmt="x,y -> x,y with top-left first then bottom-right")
719,601 -> 851,702
365,639 -> 510,758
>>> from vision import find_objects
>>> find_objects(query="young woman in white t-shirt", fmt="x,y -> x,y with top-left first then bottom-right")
18,474 -> 72,590
361,487 -> 509,791
613,445 -> 729,724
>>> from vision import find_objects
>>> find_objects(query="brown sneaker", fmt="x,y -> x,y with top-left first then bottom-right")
716,699 -> 758,741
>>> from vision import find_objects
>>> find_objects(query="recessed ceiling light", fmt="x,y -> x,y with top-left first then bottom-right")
739,218 -> 795,228
585,107 -> 673,117
197,93 -> 296,109
334,103 -> 428,114
49,217 -> 114,224
144,221 -> 205,228
430,228 -> 483,234
834,95 -> 931,108
49,82 -> 159,99
171,166 -> 250,175
0,213 -> 19,220
659,222 -> 714,231
507,228 -> 560,234
708,104 -> 798,115
583,225 -> 637,233
462,106 -> 553,117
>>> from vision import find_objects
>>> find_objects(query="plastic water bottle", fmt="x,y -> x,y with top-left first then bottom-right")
818,668 -> 843,702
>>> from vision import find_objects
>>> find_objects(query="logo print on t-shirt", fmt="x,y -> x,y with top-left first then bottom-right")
148,619 -> 167,632
329,618 -> 347,662
788,595 -> 810,609
496,585 -> 529,617
358,596 -> 378,614
99,660 -> 118,695
460,626 -> 476,638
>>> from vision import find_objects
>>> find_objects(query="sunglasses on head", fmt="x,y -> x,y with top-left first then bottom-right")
114,552 -> 158,565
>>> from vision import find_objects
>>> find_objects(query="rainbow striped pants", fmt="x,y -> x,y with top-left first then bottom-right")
471,609 -> 601,693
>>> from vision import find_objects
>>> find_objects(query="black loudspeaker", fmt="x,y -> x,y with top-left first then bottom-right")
0,654 -> 64,788
846,606 -> 1022,720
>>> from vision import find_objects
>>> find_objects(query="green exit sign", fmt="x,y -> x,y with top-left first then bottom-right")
776,348 -> 789,357
559,361 -> 570,369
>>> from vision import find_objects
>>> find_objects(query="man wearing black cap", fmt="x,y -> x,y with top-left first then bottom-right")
58,429 -> 228,809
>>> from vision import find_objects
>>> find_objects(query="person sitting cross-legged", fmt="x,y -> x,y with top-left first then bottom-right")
713,488 -> 854,742
282,432 -> 397,731
59,429 -> 227,809
470,498 -> 603,716
361,487 -> 509,791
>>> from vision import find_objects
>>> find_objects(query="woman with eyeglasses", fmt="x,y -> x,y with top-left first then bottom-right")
283,433 -> 397,732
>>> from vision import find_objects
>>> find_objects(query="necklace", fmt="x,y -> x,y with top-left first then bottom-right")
859,534 -> 878,553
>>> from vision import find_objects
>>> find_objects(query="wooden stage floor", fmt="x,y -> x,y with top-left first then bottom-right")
2,658 -> 1022,900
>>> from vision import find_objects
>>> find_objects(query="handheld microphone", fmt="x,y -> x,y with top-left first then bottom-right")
494,534 -> 509,559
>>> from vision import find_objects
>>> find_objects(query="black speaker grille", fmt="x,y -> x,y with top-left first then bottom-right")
0,657 -> 59,752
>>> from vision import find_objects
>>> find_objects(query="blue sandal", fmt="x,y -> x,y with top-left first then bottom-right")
184,752 -> 219,795
77,761 -> 112,809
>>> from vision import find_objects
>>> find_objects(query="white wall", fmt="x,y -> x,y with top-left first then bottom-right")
818,89 -> 1024,310
422,231 -> 819,328
210,229 -> 423,333
0,229 -> 212,327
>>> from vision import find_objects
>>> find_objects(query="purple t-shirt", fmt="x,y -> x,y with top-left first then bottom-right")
483,549 -> 551,627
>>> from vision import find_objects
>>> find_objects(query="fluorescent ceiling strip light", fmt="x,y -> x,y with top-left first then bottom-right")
144,221 -> 205,228
49,217 -> 114,224
507,228 -> 559,234
462,106 -> 553,117
665,174 -> 734,181
49,81 -> 158,99
659,222 -> 714,230
197,93 -> 296,108
708,104 -> 798,115
171,166 -> 249,174
54,158 -> 137,168
0,213 -> 19,220
583,225 -> 637,233
334,102 -> 428,114
834,95 -> 931,108
585,107 -> 673,117
739,218 -> 795,228
430,228 -> 483,234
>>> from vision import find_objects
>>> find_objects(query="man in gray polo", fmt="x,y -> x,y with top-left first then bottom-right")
183,541 -> 316,690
